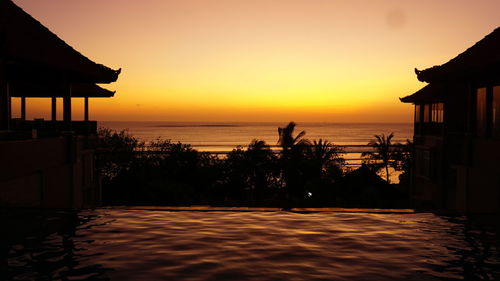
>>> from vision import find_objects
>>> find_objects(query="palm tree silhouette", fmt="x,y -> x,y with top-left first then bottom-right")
277,122 -> 311,206
303,139 -> 344,205
246,139 -> 277,204
361,133 -> 396,183
307,139 -> 344,175
392,139 -> 414,186
277,122 -> 310,153
248,139 -> 269,153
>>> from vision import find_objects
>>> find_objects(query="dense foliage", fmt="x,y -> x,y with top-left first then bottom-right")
96,123 -> 412,208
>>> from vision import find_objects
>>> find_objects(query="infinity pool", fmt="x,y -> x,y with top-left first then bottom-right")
2,209 -> 500,280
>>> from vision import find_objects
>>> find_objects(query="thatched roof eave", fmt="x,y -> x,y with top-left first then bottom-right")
0,0 -> 121,84
400,83 -> 450,104
416,26 -> 500,83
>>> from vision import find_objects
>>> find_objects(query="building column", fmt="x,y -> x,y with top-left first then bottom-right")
51,97 -> 57,121
63,85 -> 72,130
21,97 -> 26,120
0,81 -> 11,130
84,96 -> 89,121
0,60 -> 9,130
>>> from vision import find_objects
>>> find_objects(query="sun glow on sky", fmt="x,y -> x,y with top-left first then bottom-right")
12,0 -> 500,122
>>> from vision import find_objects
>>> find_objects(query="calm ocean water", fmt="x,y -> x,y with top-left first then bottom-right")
99,122 -> 413,152
4,209 -> 500,281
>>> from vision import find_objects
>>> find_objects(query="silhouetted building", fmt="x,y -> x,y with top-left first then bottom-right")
0,1 -> 120,207
338,165 -> 404,208
401,27 -> 500,213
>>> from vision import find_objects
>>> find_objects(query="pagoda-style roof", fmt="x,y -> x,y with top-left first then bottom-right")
400,83 -> 448,104
9,83 -> 115,98
0,0 -> 120,83
415,27 -> 500,84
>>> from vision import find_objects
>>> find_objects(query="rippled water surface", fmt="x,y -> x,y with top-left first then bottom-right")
3,210 -> 500,281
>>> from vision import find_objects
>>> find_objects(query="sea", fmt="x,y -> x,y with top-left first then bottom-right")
99,121 -> 413,153
3,209 -> 500,281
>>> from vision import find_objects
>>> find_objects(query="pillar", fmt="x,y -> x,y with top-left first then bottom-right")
63,85 -> 72,130
51,97 -> 57,121
84,96 -> 89,121
0,81 -> 11,130
21,97 -> 26,120
0,57 -> 10,130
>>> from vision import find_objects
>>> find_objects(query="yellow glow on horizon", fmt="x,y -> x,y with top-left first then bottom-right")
12,0 -> 500,122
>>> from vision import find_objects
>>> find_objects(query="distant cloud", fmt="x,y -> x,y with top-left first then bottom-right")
385,8 -> 407,29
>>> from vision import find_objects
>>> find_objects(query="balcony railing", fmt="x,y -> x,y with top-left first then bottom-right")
0,119 -> 97,140
414,122 -> 444,137
133,144 -> 410,167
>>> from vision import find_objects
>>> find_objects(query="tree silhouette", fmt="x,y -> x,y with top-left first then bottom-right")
302,139 -> 345,206
246,139 -> 279,204
96,126 -> 411,208
277,122 -> 310,152
277,122 -> 311,205
361,133 -> 396,183
306,139 -> 344,177
96,127 -> 144,179
392,139 -> 414,186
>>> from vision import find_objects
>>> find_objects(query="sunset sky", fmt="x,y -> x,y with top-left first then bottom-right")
12,0 -> 500,122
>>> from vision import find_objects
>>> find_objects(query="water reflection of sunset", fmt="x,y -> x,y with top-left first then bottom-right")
7,209 -> 499,280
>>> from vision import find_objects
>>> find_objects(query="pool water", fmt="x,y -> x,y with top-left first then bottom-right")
2,209 -> 500,281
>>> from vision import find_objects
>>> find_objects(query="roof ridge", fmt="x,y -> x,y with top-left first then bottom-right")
416,26 -> 500,82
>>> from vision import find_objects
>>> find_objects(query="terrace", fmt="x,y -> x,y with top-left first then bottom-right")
0,83 -> 115,140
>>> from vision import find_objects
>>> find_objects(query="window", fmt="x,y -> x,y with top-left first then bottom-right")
493,86 -> 500,137
438,103 -> 444,123
431,103 -> 444,123
423,104 -> 430,123
477,88 -> 487,136
415,105 -> 421,123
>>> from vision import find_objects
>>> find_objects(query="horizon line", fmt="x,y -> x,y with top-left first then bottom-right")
98,120 -> 413,124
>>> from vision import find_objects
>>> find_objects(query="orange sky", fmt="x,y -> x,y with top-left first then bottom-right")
12,0 -> 500,122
